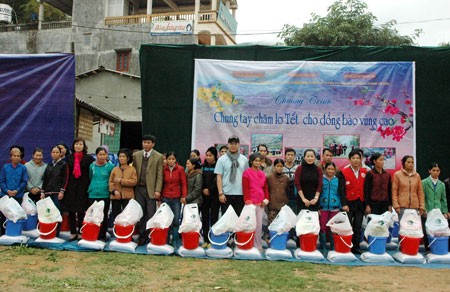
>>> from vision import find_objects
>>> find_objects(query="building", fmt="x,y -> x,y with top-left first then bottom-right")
0,0 -> 238,150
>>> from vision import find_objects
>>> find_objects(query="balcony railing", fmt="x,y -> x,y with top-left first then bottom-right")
104,11 -> 218,26
0,20 -> 71,33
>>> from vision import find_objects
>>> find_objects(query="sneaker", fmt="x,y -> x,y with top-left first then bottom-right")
201,242 -> 209,248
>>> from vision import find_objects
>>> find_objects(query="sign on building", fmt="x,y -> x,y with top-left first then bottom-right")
150,20 -> 194,35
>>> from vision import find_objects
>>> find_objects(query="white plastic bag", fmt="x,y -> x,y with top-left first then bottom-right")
211,205 -> 238,235
269,205 -> 297,234
36,197 -> 62,223
179,203 -> 202,233
21,193 -> 37,215
0,196 -> 9,214
146,202 -> 175,229
1,197 -> 27,222
233,204 -> 256,232
114,199 -> 143,226
425,208 -> 450,237
364,211 -> 392,238
399,209 -> 423,238
83,200 -> 105,226
326,212 -> 353,236
295,210 -> 320,236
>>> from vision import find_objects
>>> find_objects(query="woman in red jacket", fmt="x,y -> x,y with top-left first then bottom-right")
162,151 -> 188,248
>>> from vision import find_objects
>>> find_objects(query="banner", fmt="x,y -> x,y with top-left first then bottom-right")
150,20 -> 193,35
0,54 -> 75,167
193,59 -> 415,171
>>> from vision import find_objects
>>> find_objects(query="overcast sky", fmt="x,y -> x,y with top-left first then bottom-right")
235,0 -> 450,46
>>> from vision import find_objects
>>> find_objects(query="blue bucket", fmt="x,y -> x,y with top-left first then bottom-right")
208,230 -> 231,250
367,235 -> 387,255
269,231 -> 289,250
391,221 -> 400,237
428,236 -> 449,255
5,219 -> 26,237
23,214 -> 37,231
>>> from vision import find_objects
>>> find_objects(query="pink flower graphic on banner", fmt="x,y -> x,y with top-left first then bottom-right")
356,87 -> 413,142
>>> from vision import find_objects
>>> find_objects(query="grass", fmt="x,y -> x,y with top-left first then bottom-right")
0,246 -> 354,291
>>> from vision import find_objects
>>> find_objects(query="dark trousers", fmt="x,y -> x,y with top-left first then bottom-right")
201,193 -> 220,242
369,201 -> 390,215
135,186 -> 156,239
346,199 -> 365,249
162,197 -> 181,244
221,195 -> 244,216
88,198 -> 110,240
111,199 -> 130,224
69,211 -> 85,235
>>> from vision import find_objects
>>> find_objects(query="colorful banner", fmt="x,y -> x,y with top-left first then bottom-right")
193,60 -> 415,171
150,20 -> 193,35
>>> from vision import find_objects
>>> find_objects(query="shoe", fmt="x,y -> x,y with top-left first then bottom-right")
138,237 -> 148,246
351,248 -> 362,255
201,242 -> 209,248
69,234 -> 78,241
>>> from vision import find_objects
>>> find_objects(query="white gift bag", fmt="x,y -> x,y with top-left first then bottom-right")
233,204 -> 257,232
114,199 -> 143,226
36,197 -> 62,223
1,197 -> 27,222
326,212 -> 353,235
83,200 -> 105,226
364,212 -> 392,239
425,208 -> 450,237
399,209 -> 423,238
146,202 -> 175,230
211,205 -> 238,235
179,203 -> 202,233
295,209 -> 320,236
21,193 -> 37,215
269,205 -> 297,234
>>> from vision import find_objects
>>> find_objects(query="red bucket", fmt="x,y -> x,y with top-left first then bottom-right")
80,222 -> 100,241
37,221 -> 58,240
299,233 -> 318,252
234,231 -> 255,250
60,213 -> 70,232
181,232 -> 200,250
399,236 -> 421,255
113,224 -> 135,243
149,228 -> 169,246
333,234 -> 353,253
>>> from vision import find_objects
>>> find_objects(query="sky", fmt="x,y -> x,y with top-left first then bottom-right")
235,0 -> 450,46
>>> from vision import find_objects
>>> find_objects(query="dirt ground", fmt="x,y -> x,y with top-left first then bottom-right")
0,246 -> 449,291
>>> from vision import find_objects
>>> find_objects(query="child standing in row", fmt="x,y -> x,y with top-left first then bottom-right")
319,162 -> 340,251
267,159 -> 289,226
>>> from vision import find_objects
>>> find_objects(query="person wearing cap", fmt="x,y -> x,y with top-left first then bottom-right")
133,134 -> 164,245
215,136 -> 248,216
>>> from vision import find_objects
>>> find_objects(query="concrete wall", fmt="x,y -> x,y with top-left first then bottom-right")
76,71 -> 142,121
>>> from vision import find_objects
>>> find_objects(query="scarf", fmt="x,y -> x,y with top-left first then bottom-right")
226,150 -> 240,183
73,152 -> 84,179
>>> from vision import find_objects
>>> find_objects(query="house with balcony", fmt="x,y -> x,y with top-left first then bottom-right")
0,0 -> 238,150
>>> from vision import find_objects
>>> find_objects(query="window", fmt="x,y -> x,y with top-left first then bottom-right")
128,1 -> 134,16
116,50 -> 131,72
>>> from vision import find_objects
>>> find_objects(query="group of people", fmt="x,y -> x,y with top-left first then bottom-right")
1,135 -> 449,254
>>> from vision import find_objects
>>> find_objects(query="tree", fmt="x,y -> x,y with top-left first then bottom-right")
278,0 -> 421,46
20,0 -> 68,23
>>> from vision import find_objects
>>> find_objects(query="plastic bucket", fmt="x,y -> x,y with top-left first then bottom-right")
392,221 -> 400,237
149,228 -> 169,246
60,213 -> 70,232
113,224 -> 135,243
234,231 -> 255,250
367,236 -> 387,255
4,219 -> 26,237
428,236 -> 449,255
208,230 -> 231,250
181,232 -> 200,250
398,236 -> 421,255
23,214 -> 37,231
299,233 -> 318,252
80,222 -> 100,241
37,221 -> 58,240
333,234 -> 353,253
269,231 -> 289,250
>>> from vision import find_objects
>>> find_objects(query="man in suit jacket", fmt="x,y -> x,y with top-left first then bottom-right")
133,134 -> 164,245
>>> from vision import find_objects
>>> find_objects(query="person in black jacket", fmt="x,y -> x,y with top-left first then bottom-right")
201,146 -> 219,247
41,145 -> 68,210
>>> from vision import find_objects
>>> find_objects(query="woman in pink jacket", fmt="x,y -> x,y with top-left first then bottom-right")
242,153 -> 269,252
